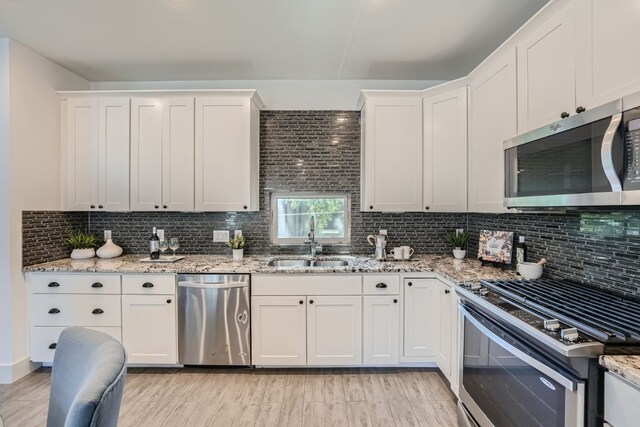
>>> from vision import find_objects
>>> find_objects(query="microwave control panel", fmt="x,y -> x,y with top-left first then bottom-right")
624,118 -> 640,190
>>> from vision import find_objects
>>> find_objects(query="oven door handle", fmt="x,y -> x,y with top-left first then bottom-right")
460,305 -> 580,391
601,112 -> 623,192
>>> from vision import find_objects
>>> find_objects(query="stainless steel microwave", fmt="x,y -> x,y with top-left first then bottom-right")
504,92 -> 640,208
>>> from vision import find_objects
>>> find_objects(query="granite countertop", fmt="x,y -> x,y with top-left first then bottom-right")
600,355 -> 640,389
23,254 -> 519,284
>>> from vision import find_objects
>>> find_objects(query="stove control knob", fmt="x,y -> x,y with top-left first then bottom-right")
479,288 -> 489,296
470,283 -> 482,291
561,328 -> 579,342
544,319 -> 560,332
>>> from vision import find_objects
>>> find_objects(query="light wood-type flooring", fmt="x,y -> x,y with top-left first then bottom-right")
0,367 -> 458,426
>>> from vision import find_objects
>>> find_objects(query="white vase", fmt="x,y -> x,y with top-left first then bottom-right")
70,248 -> 95,260
96,239 -> 123,259
453,248 -> 466,259
233,249 -> 244,260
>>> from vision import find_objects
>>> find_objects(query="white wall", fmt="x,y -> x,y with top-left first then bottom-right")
0,39 -> 11,382
0,39 -> 88,383
89,79 -> 445,110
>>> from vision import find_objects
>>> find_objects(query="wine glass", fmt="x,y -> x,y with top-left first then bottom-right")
169,237 -> 180,257
159,239 -> 169,259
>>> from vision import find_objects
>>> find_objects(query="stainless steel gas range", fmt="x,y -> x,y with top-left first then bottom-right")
456,279 -> 640,427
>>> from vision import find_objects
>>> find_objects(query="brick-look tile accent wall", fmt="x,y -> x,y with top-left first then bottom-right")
22,211 -> 87,266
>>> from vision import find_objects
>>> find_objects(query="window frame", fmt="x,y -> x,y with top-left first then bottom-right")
270,192 -> 352,246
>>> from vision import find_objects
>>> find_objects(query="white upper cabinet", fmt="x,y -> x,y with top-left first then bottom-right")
130,97 -> 195,211
468,49 -> 517,213
65,97 -> 130,212
361,94 -> 423,212
517,0 -> 576,133
423,87 -> 468,212
575,0 -> 640,109
195,95 -> 260,212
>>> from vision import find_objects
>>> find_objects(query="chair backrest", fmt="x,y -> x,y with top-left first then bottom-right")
47,327 -> 127,427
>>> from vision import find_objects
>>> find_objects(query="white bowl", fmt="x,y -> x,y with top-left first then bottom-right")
518,262 -> 543,280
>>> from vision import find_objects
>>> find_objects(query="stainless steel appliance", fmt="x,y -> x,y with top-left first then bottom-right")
456,279 -> 640,427
367,233 -> 387,260
178,274 -> 251,366
503,92 -> 640,208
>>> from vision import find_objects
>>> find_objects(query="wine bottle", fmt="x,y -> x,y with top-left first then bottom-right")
150,227 -> 160,260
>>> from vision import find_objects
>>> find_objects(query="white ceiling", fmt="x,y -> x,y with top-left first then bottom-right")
0,0 -> 549,82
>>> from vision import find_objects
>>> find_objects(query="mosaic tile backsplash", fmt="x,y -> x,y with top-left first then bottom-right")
21,111 -> 640,295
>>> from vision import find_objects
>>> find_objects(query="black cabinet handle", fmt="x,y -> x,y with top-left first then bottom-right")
309,299 -> 314,304
48,308 -> 60,314
142,282 -> 154,288
163,205 -> 168,209
444,289 -> 450,294
560,112 -> 570,119
48,282 -> 60,288
92,308 -> 104,315
49,343 -> 57,350
408,282 -> 412,287
393,299 -> 398,304
90,205 -> 95,209
155,205 -> 159,209
167,299 -> 172,304
91,282 -> 103,288
299,300 -> 304,305
369,205 -> 373,210
375,283 -> 387,289
576,106 -> 586,113
243,205 -> 248,210
98,205 -> 104,209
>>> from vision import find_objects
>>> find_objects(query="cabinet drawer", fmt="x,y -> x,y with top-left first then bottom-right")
31,294 -> 121,327
363,275 -> 400,294
30,326 -> 121,363
122,274 -> 176,295
30,274 -> 121,294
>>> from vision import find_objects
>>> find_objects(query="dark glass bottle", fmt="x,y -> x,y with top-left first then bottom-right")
150,227 -> 160,260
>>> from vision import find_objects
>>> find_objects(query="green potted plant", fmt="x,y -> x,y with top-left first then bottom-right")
227,234 -> 247,260
67,231 -> 98,260
445,230 -> 470,260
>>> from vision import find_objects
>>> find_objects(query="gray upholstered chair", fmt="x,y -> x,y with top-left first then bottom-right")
47,327 -> 127,427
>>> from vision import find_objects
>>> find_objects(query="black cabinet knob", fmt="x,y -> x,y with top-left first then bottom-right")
142,282 -> 154,288
375,283 -> 387,288
163,205 -> 168,209
369,205 -> 373,210
576,106 -> 586,113
408,282 -> 413,286
425,206 -> 430,210
393,299 -> 398,303
48,282 -> 60,288
91,282 -> 103,288
299,300 -> 304,305
243,205 -> 248,210
444,289 -> 450,294
155,205 -> 159,209
49,343 -> 57,350
48,308 -> 60,314
560,112 -> 570,119
98,205 -> 103,209
90,205 -> 95,209
309,300 -> 314,304
92,308 -> 104,315
167,299 -> 172,304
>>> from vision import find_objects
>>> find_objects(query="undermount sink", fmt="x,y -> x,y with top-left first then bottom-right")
267,259 -> 349,267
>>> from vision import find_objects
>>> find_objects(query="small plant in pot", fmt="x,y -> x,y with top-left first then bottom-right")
227,234 -> 247,260
445,230 -> 470,260
67,231 -> 98,260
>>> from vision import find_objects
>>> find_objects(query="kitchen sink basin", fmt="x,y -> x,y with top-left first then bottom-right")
267,259 -> 349,267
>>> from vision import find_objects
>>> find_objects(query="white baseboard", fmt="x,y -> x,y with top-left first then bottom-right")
0,357 -> 40,384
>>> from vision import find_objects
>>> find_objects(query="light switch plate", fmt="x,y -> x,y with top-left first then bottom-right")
214,230 -> 230,242
379,230 -> 387,236
157,229 -> 165,241
234,230 -> 242,237
104,230 -> 112,240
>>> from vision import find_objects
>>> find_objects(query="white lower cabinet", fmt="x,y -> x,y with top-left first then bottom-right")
121,295 -> 177,365
30,326 -> 121,364
307,296 -> 362,366
403,278 -> 440,358
251,296 -> 307,366
436,281 -> 453,377
363,295 -> 400,365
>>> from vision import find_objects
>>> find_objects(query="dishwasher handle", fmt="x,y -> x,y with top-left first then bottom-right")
178,281 -> 249,289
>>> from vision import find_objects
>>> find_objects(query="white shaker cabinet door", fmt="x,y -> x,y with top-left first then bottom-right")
517,1 -> 576,133
307,295 -> 362,366
195,97 -> 256,212
423,87 -> 468,212
403,279 -> 439,358
130,98 -> 163,211
362,96 -> 423,212
363,295 -> 400,365
251,296 -> 307,366
468,49 -> 517,213
162,98 -> 195,211
576,0 -> 640,109
122,294 -> 177,365
436,282 -> 453,378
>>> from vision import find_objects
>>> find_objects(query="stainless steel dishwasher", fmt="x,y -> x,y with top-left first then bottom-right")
177,274 -> 250,365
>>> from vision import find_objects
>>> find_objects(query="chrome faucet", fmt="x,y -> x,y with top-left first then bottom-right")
305,216 -> 322,257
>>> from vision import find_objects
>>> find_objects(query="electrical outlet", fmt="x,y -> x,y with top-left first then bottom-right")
234,230 -> 242,237
456,228 -> 464,235
213,230 -> 230,242
157,229 -> 165,241
379,229 -> 387,236
104,230 -> 112,241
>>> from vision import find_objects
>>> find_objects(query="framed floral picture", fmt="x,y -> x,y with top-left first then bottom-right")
478,230 -> 514,264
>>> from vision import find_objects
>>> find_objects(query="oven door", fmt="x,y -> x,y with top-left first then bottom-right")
458,304 -> 585,427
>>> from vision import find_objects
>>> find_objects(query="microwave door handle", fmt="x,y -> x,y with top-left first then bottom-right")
601,112 -> 623,192
460,305 -> 580,391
